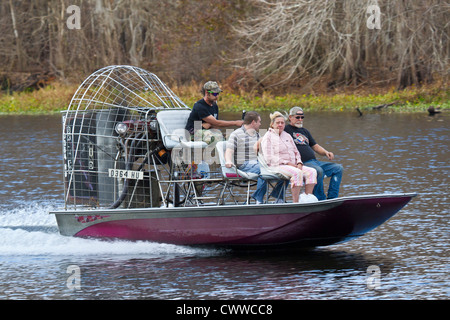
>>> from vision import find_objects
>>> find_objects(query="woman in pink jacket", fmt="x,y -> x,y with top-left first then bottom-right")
261,112 -> 317,203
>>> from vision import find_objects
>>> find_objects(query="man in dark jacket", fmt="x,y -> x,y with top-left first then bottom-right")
185,81 -> 242,134
284,106 -> 343,200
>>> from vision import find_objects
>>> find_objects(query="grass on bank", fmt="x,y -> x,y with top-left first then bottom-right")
0,82 -> 77,114
0,82 -> 448,114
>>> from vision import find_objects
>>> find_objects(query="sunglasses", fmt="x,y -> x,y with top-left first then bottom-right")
208,91 -> 220,97
294,115 -> 305,119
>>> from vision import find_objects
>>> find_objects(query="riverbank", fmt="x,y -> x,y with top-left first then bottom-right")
0,81 -> 448,114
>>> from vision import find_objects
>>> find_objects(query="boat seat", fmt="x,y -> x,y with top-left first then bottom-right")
156,110 -> 211,208
215,141 -> 259,180
156,110 -> 207,150
215,140 -> 259,205
257,151 -> 290,202
257,152 -> 290,181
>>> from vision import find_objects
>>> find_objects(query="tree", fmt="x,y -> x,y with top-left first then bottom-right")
0,0 -> 447,90
0,0 -> 248,85
233,0 -> 449,90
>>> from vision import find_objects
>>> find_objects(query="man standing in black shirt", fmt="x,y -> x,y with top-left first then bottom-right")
185,81 -> 243,134
284,106 -> 343,200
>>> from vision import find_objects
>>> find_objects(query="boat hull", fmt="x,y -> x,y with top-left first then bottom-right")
50,193 -> 416,248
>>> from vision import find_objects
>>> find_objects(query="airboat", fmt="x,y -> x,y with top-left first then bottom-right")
49,65 -> 416,249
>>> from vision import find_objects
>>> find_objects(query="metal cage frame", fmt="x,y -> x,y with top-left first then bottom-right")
62,66 -> 191,209
61,65 -> 256,210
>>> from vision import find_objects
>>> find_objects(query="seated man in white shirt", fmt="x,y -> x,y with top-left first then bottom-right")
225,111 -> 285,204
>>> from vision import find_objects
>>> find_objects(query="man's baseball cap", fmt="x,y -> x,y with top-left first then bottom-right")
289,106 -> 304,115
203,81 -> 223,93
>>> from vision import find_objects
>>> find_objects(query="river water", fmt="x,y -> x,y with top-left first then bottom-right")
0,111 -> 448,300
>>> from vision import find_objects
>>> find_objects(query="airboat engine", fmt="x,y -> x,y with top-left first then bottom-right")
62,65 -> 188,210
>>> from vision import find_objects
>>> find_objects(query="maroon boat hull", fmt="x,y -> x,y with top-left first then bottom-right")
51,193 -> 416,248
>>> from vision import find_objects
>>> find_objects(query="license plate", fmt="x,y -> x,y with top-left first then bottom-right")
108,169 -> 144,180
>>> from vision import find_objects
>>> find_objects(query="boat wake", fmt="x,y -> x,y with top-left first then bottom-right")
0,201 -> 222,257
